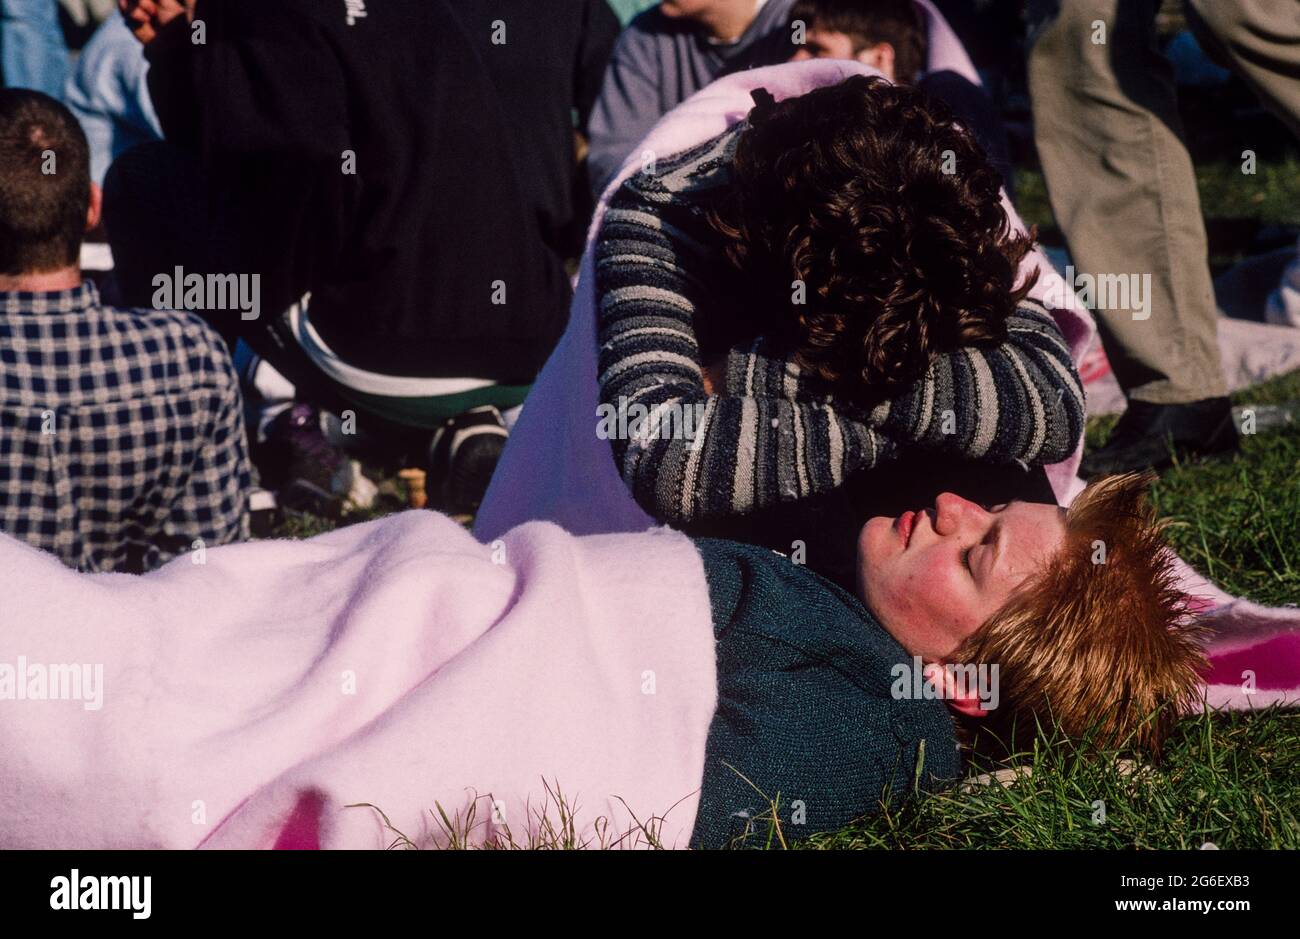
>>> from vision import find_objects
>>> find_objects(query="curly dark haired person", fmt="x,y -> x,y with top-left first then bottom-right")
705,76 -> 1034,406
594,75 -> 1083,582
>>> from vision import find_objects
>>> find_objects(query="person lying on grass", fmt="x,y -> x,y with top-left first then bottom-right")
0,474 -> 1203,849
595,75 -> 1084,584
698,473 -> 1205,848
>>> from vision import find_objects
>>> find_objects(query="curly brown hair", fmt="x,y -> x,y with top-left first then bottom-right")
706,75 -> 1036,407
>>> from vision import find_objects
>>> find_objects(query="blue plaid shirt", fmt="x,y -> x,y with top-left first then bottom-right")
0,282 -> 250,572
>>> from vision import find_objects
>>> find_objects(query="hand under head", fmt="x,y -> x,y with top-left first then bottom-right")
856,494 -> 1067,663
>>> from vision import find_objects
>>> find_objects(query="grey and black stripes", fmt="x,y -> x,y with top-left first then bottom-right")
734,300 -> 1087,467
595,123 -> 1085,526
864,300 -> 1086,464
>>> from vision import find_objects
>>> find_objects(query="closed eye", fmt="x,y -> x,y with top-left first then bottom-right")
964,527 -> 999,578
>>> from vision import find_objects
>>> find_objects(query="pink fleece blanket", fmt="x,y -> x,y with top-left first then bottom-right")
0,513 -> 718,849
477,54 -> 1300,707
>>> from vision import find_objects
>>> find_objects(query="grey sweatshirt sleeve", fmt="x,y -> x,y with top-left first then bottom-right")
586,23 -> 668,201
575,0 -> 623,135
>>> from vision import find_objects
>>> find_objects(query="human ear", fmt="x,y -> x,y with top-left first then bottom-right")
923,662 -> 992,718
856,43 -> 897,84
85,181 -> 103,233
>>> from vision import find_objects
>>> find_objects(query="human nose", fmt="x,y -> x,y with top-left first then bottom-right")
932,492 -> 986,536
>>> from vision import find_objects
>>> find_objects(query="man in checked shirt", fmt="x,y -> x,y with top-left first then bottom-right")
0,88 -> 249,573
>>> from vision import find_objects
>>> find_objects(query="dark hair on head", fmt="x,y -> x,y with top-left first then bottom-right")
0,89 -> 90,275
791,0 -> 928,84
706,75 -> 1035,408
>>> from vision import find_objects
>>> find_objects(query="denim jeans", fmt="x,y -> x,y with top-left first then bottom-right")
0,0 -> 68,97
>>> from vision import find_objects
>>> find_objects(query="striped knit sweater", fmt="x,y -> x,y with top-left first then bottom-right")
595,122 -> 1085,525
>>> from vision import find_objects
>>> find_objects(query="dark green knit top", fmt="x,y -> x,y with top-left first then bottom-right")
691,538 -> 962,849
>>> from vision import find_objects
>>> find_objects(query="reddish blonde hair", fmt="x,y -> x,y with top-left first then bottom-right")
953,473 -> 1208,755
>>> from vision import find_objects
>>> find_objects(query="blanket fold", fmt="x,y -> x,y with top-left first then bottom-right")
0,513 -> 719,849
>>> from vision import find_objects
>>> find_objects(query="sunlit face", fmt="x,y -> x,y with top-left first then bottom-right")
856,494 -> 1068,661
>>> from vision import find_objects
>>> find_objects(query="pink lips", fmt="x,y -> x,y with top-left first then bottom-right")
895,510 -> 916,548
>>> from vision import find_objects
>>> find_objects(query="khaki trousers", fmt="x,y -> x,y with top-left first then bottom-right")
1027,0 -> 1300,404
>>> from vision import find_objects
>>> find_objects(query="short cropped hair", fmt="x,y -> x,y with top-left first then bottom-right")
791,0 -> 929,84
706,76 -> 1034,409
955,473 -> 1209,755
0,89 -> 91,275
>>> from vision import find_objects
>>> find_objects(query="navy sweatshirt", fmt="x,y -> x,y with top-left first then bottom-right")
692,538 -> 962,848
448,0 -> 620,262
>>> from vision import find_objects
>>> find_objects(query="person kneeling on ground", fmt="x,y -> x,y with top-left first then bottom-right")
110,0 -> 570,515
0,88 -> 249,573
0,474 -> 1203,848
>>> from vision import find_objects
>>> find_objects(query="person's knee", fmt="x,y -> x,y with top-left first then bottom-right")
1029,0 -> 1171,114
1027,0 -> 1121,78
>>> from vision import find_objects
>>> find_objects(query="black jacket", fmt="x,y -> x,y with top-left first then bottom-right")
146,0 -> 569,381
448,0 -> 619,262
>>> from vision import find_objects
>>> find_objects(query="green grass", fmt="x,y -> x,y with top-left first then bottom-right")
806,707 -> 1300,849
1016,156 -> 1300,234
1148,370 -> 1300,609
